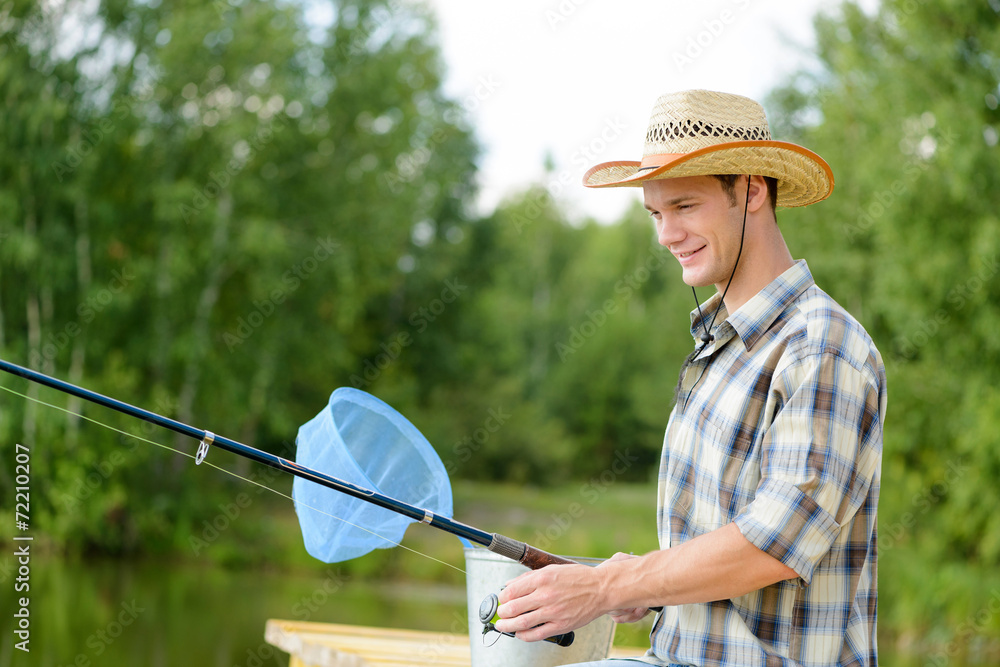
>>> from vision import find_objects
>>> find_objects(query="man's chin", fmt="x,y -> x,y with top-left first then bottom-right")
680,271 -> 715,290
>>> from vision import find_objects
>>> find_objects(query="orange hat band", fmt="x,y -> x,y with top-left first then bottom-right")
638,153 -> 684,171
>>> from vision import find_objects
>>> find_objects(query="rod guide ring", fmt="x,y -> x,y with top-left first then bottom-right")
196,431 -> 215,465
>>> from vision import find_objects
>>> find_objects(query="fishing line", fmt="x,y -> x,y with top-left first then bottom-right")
0,382 -> 466,575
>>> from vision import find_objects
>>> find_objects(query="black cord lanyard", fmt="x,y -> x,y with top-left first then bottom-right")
679,175 -> 752,412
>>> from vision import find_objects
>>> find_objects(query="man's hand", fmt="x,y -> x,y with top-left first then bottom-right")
493,562 -> 609,642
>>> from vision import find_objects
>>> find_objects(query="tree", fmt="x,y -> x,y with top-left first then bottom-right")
768,0 -> 1000,655
0,0 -> 479,555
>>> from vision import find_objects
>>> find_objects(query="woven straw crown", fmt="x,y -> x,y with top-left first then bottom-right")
583,90 -> 833,208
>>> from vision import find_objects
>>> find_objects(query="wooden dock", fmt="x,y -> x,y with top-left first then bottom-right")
265,620 -> 647,667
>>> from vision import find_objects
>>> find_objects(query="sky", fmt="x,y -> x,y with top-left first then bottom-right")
420,0 -> 876,223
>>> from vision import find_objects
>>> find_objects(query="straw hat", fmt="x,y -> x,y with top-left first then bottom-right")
582,90 -> 833,207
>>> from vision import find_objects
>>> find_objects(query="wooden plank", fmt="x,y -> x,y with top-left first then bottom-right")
267,621 -> 469,667
265,619 -> 646,667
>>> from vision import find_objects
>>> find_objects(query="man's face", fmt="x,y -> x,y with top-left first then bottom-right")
643,175 -> 744,291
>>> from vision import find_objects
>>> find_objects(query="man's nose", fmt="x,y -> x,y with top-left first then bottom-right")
656,216 -> 684,248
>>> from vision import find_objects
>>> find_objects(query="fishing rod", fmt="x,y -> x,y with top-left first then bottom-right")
0,358 -> 571,571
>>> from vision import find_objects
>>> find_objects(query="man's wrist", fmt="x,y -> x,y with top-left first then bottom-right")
598,553 -> 649,612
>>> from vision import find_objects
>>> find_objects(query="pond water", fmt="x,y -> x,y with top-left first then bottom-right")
0,553 -> 469,667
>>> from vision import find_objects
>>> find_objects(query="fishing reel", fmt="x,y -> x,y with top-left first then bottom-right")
478,592 -> 575,648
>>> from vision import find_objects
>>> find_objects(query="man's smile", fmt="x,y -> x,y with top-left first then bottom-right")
674,246 -> 706,263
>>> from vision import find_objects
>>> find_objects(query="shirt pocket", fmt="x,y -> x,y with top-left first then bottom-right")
698,396 -> 766,522
663,414 -> 727,537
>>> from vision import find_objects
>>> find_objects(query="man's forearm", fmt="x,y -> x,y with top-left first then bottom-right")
599,522 -> 800,610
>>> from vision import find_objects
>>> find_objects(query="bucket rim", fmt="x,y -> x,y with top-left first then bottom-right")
463,545 -> 605,568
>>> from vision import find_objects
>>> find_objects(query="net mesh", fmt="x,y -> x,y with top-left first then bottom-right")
293,387 -> 457,563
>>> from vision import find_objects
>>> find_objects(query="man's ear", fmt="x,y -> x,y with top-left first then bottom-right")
745,175 -> 771,214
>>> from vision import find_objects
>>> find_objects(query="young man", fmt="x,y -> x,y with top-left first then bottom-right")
495,90 -> 886,666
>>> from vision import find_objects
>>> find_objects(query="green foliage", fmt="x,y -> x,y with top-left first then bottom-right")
767,0 -> 1000,654
0,0 -> 695,553
2,0 -> 998,658
0,0 -> 479,555
392,189 -> 693,484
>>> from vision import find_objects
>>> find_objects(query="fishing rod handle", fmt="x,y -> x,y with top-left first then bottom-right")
487,533 -> 575,569
521,544 -> 576,570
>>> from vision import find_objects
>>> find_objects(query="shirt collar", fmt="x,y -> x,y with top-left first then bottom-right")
689,259 -> 816,353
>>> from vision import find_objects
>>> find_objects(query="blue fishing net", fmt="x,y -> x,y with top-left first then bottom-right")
293,388 -> 457,563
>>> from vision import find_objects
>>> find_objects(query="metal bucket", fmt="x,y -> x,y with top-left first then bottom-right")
465,546 -> 616,667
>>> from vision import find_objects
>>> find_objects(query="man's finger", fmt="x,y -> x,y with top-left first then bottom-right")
494,606 -> 541,634
497,570 -> 540,605
514,621 -> 562,643
496,590 -> 539,621
608,607 -> 649,624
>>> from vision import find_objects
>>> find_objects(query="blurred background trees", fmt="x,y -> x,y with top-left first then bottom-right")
768,0 -> 1000,647
1,0 -> 998,657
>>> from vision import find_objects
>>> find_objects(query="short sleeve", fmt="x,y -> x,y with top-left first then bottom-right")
733,351 -> 883,584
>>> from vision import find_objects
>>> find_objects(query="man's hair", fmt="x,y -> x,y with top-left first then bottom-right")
711,174 -> 778,215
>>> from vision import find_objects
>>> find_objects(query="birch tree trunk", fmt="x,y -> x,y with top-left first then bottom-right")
172,191 -> 232,465
22,164 -> 39,447
66,197 -> 91,449
235,350 -> 276,476
0,255 -> 5,351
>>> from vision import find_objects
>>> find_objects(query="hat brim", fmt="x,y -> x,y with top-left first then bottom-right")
582,140 -> 833,208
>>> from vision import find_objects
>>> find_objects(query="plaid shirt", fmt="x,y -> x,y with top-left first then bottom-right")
644,260 -> 886,667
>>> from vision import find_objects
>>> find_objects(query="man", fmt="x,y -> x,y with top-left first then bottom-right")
495,90 -> 886,666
